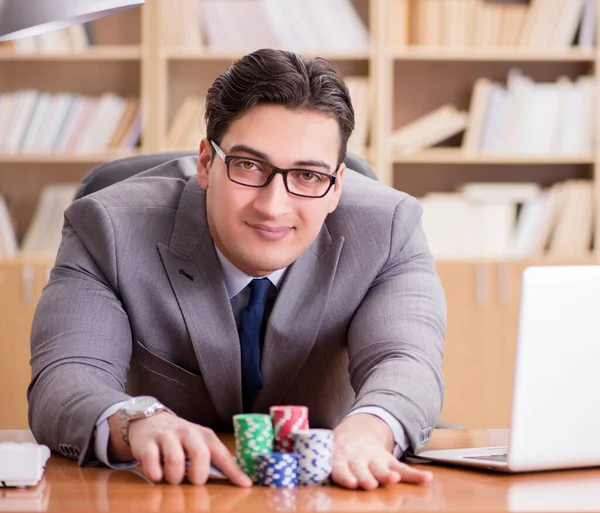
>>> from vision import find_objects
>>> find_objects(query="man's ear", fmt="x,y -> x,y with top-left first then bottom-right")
197,138 -> 212,190
328,163 -> 345,214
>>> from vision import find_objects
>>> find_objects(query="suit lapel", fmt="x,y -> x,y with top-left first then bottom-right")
254,225 -> 345,411
157,178 -> 242,422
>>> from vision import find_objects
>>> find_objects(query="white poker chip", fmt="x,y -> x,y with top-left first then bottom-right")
293,429 -> 333,486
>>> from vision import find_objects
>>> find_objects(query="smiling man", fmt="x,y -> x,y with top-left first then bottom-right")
28,49 -> 446,490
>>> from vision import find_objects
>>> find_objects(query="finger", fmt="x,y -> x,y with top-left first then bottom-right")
181,432 -> 211,485
389,459 -> 433,484
348,460 -> 379,491
202,428 -> 253,487
135,441 -> 163,483
331,459 -> 358,489
369,460 -> 401,486
158,433 -> 187,484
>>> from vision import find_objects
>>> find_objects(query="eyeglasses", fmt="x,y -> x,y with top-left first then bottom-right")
210,140 -> 338,199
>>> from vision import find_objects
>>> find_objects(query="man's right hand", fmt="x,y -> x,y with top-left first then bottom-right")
108,411 -> 252,487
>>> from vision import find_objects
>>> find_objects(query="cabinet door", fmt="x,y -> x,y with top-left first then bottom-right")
437,260 -> 555,429
436,261 -> 502,428
0,260 -> 49,429
488,261 -> 526,428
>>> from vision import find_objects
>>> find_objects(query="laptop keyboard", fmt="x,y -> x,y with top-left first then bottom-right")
464,453 -> 508,462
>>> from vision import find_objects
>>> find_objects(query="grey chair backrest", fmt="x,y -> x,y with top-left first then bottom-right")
74,150 -> 378,200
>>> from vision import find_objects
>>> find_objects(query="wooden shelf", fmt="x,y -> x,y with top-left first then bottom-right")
1,252 -> 596,266
0,253 -> 57,263
0,46 -> 142,61
391,148 -> 595,164
435,255 -> 598,264
0,151 -> 141,164
163,48 -> 372,61
390,46 -> 596,62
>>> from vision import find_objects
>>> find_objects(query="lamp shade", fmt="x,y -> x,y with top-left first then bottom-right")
0,0 -> 145,42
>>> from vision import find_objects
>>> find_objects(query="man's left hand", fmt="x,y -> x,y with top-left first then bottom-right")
331,413 -> 433,490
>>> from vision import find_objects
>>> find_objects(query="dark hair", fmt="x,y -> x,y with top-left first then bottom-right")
205,48 -> 355,166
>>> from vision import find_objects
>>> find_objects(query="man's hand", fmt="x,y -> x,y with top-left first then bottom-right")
332,413 -> 433,490
108,411 -> 252,487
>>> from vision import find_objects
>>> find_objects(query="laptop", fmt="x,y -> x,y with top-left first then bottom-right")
412,265 -> 600,472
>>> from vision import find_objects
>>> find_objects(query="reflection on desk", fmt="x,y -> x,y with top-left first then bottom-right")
0,479 -> 49,512
39,465 -> 442,512
508,474 -> 600,512
2,429 -> 600,512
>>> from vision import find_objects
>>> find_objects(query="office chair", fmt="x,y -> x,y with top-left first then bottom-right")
75,150 -> 464,430
75,150 -> 377,200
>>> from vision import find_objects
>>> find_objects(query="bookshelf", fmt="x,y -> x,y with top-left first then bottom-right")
1,0 -> 600,429
0,46 -> 142,61
390,47 -> 597,62
0,6 -> 144,243
391,148 -> 595,165
151,0 -> 374,159
0,152 -> 141,164
381,0 -> 600,264
163,49 -> 373,61
4,0 -> 595,261
0,0 -> 595,251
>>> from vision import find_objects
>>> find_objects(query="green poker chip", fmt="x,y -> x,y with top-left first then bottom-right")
233,414 -> 274,481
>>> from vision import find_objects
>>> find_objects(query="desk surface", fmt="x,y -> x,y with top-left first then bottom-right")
2,429 -> 600,512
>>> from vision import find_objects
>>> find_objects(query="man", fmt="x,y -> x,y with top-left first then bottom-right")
28,49 -> 446,490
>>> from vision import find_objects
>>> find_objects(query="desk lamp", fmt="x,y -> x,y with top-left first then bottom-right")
0,0 -> 145,42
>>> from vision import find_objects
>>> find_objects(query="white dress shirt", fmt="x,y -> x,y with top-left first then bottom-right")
94,247 -> 408,467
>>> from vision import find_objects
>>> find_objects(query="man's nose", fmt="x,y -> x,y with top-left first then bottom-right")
252,173 -> 293,218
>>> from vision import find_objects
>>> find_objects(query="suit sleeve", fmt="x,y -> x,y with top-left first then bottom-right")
347,195 -> 447,452
28,197 -> 133,465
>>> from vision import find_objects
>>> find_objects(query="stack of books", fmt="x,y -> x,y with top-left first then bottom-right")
419,180 -> 595,259
0,183 -> 79,256
390,0 -> 596,49
390,70 -> 595,157
164,0 -> 370,53
0,91 -> 141,154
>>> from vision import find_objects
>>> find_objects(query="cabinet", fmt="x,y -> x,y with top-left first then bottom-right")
0,258 -> 50,428
438,258 -> 595,428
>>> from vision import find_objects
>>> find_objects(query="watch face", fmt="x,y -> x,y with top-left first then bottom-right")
126,396 -> 158,415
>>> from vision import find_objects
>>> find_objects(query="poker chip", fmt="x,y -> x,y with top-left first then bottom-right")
257,452 -> 298,488
293,429 -> 333,486
270,405 -> 309,453
233,414 -> 274,482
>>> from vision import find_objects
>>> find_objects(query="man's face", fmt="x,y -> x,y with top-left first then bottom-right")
197,104 -> 345,277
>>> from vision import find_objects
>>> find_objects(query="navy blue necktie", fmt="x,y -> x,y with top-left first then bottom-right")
239,278 -> 270,412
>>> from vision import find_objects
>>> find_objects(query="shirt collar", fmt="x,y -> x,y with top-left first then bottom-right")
215,245 -> 288,299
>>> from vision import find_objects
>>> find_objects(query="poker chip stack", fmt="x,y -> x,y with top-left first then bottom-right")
270,405 -> 309,453
233,414 -> 273,482
293,429 -> 334,486
256,453 -> 298,488
233,405 -> 330,489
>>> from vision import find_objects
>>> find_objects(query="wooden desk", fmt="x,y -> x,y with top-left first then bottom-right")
2,429 -> 600,512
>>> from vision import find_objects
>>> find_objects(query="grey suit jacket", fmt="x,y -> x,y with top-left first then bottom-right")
28,158 -> 446,465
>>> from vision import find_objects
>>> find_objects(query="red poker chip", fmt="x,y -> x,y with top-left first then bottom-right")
270,405 -> 309,453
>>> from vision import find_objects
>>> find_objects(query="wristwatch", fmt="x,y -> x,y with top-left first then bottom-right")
119,396 -> 174,446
